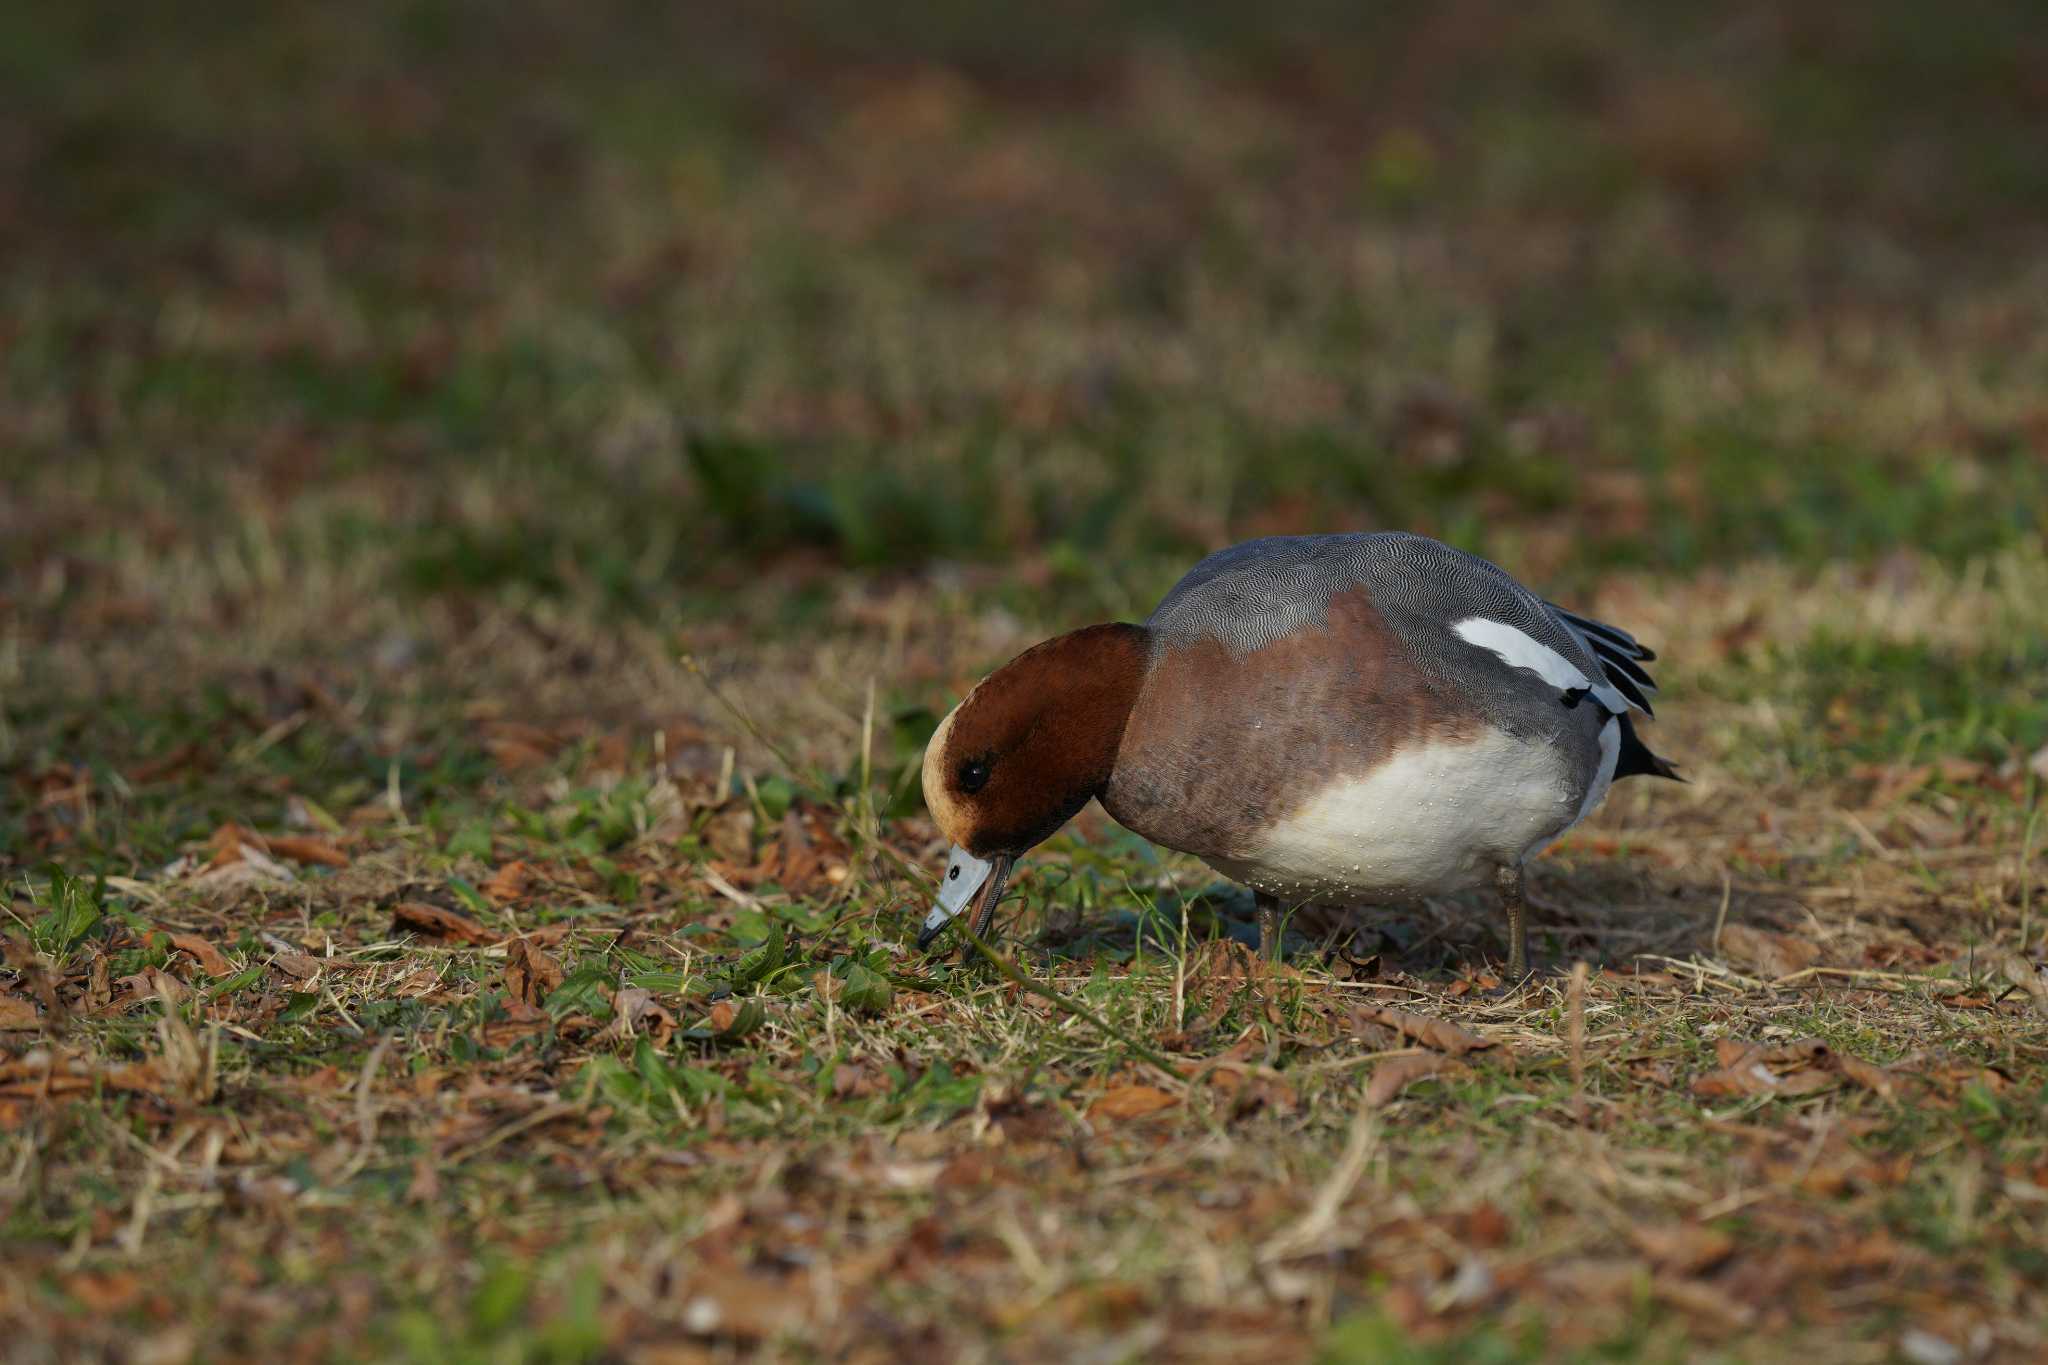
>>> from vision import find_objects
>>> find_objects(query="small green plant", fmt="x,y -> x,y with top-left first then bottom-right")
25,868 -> 104,963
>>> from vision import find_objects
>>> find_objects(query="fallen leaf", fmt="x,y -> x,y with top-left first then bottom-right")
703,997 -> 765,1039
479,720 -> 562,771
1354,1006 -> 1495,1056
1367,1053 -> 1457,1105
391,901 -> 495,945
0,992 -> 39,1030
1715,1036 -> 1829,1070
1838,1054 -> 1903,1100
481,860 -> 534,905
1089,1084 -> 1181,1121
168,932 -> 232,977
701,802 -> 756,865
676,1268 -> 811,1341
832,1063 -> 876,1098
270,951 -> 322,980
263,835 -> 349,868
1692,1059 -> 1783,1098
504,937 -> 564,1008
1696,1037 -> 1836,1098
1994,951 -> 2048,1017
602,987 -> 676,1044
1652,1274 -> 1755,1327
205,822 -> 260,867
62,1269 -> 143,1313
1717,925 -> 1820,978
1631,1223 -> 1736,1275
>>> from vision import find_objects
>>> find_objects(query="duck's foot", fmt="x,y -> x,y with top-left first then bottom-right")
1255,891 -> 1284,963
1495,863 -> 1530,981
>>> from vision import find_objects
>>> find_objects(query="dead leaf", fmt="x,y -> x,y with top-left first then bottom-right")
1652,1274 -> 1755,1327
504,937 -> 564,1008
1994,951 -> 2048,1017
701,802 -> 755,865
0,991 -> 39,1030
1718,924 -> 1820,978
832,1063 -> 877,1098
1367,1053 -> 1457,1106
205,822 -> 261,867
479,720 -> 562,771
676,1268 -> 811,1341
1839,1054 -> 1903,1100
270,951 -> 322,980
1692,1060 -> 1779,1098
602,987 -> 676,1044
62,1269 -> 143,1313
481,860 -> 534,905
1696,1037 -> 1835,1098
1354,1006 -> 1495,1056
168,932 -> 232,977
263,835 -> 349,868
1631,1223 -> 1736,1275
1088,1084 -> 1181,1121
1715,1036 -> 1829,1070
391,901 -> 495,945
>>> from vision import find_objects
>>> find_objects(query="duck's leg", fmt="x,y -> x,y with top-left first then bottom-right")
1495,863 -> 1528,980
1255,891 -> 1283,962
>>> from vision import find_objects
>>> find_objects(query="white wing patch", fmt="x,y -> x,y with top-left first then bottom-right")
1452,617 -> 1629,715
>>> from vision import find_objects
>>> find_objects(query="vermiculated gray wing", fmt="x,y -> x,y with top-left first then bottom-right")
1146,532 -> 1637,720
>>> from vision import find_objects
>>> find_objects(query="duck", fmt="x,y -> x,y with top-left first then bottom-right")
916,531 -> 1679,977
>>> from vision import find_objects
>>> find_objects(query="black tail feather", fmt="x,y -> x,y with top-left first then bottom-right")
1615,713 -> 1683,782
1550,604 -> 1656,662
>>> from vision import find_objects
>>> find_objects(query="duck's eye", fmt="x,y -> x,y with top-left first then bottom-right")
958,758 -> 991,794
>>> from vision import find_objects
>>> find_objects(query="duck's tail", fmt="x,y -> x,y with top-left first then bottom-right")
1615,713 -> 1683,782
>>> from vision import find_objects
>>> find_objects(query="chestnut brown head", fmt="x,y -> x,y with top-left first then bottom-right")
918,622 -> 1149,946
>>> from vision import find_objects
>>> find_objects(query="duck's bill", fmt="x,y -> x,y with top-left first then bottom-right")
916,847 -> 1013,949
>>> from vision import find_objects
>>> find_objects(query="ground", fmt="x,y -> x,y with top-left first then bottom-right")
4,2 -> 2047,1361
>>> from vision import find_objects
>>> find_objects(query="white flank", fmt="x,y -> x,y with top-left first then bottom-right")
1207,727 -> 1577,900
1569,715 -> 1622,833
1452,616 -> 1627,715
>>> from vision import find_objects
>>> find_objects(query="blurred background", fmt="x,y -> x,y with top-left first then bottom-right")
8,0 -> 2045,596
4,0 -> 2048,844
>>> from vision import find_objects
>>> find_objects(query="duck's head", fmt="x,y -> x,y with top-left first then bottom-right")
917,622 -> 1149,948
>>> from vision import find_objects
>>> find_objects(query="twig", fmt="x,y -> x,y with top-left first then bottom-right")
1260,1095 -> 1380,1261
680,654 -> 805,777
444,1102 -> 579,1165
1712,870 -> 1732,955
1568,960 -> 1589,1123
1767,965 -> 1969,993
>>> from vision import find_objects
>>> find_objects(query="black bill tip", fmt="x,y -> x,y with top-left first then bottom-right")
915,919 -> 947,950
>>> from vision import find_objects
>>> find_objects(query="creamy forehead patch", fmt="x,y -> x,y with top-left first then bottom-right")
920,699 -> 966,843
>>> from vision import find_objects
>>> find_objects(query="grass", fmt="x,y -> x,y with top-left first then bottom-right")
5,1 -> 2048,1360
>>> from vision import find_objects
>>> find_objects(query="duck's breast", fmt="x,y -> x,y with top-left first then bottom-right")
1103,584 -> 1477,867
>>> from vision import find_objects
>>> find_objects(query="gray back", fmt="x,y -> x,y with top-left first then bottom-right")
1145,532 -> 1606,741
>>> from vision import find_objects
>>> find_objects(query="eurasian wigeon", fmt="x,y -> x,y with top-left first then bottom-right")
918,532 -> 1679,976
